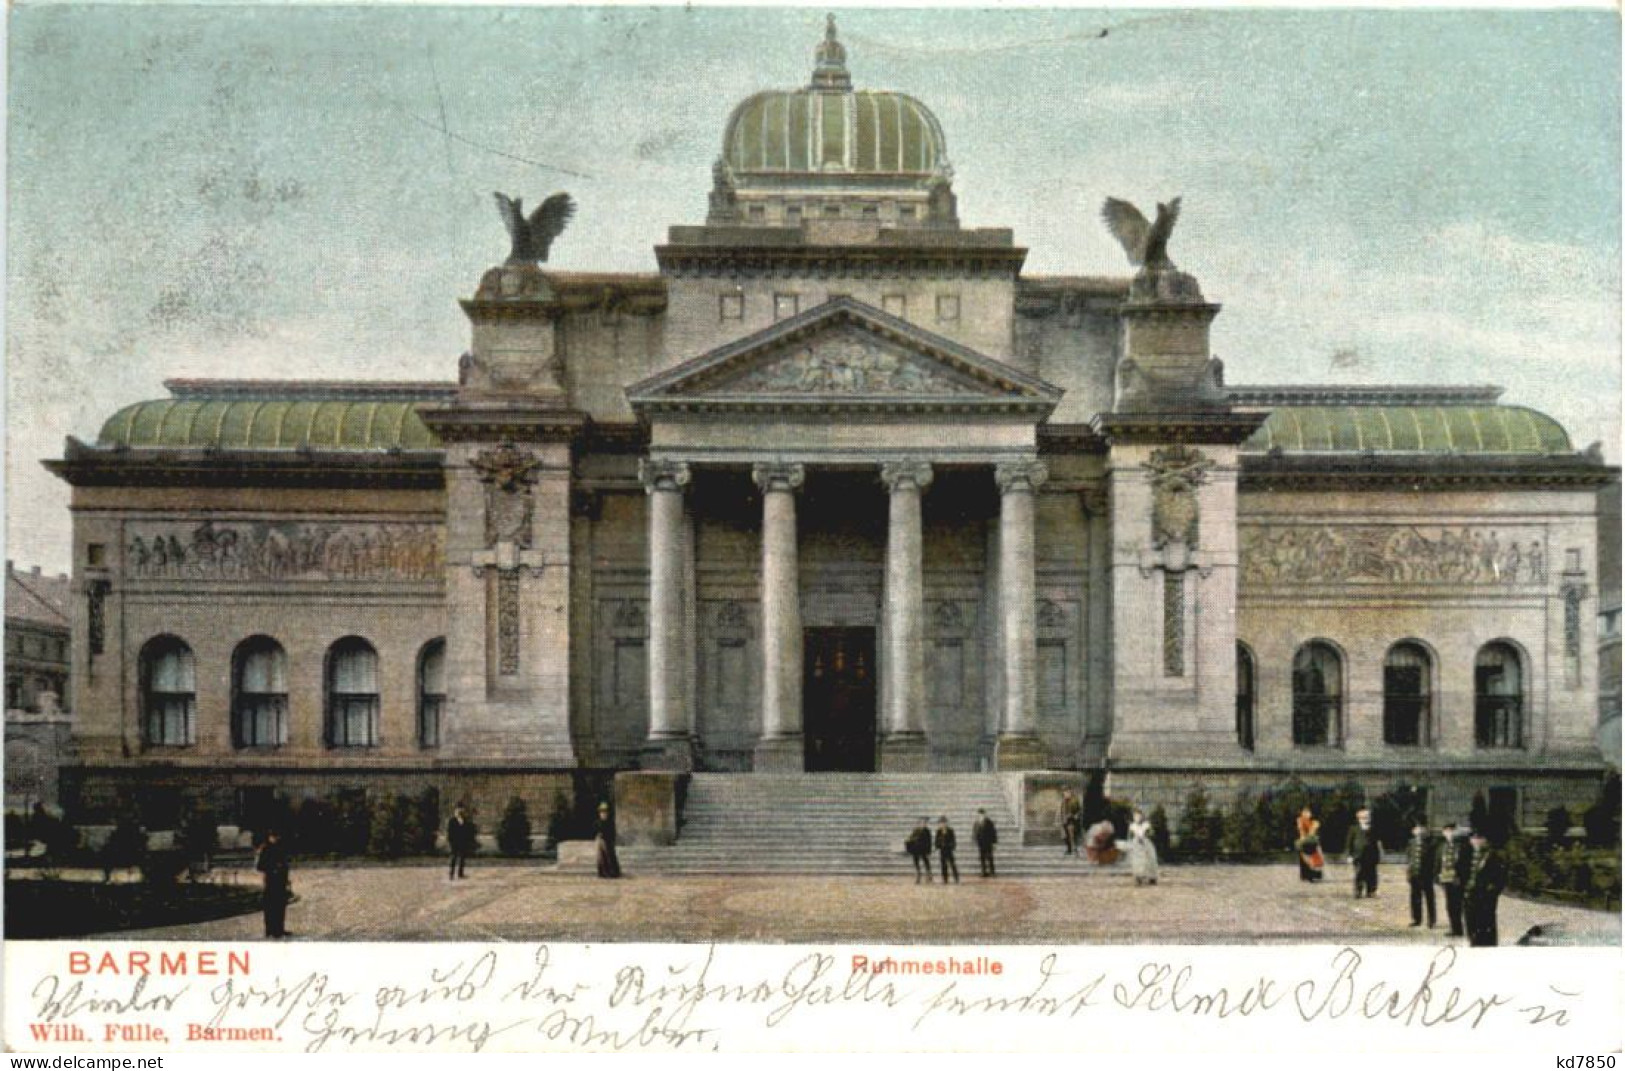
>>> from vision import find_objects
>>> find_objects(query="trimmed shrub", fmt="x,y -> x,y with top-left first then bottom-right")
1584,773 -> 1621,848
293,797 -> 337,856
1176,788 -> 1223,860
1082,768 -> 1109,827
412,789 -> 441,855
1148,805 -> 1173,860
333,792 -> 372,856
497,797 -> 532,857
1544,806 -> 1571,846
102,813 -> 147,880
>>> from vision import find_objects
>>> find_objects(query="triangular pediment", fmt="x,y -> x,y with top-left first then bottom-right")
627,298 -> 1062,416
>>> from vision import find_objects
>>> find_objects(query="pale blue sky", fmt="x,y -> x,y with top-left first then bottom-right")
6,6 -> 1620,570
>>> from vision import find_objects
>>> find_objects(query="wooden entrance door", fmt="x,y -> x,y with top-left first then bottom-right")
803,627 -> 877,772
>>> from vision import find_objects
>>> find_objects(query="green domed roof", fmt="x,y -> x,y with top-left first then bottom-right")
721,17 -> 948,179
724,88 -> 948,177
1245,405 -> 1572,454
97,396 -> 442,451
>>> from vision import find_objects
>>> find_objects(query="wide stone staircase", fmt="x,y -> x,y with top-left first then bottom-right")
617,773 -> 1124,877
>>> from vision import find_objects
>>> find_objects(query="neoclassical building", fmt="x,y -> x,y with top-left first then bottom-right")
48,24 -> 1613,834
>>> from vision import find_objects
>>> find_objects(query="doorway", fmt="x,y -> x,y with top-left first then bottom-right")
803,627 -> 877,772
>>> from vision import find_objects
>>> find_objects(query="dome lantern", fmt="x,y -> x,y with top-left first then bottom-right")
810,14 -> 852,91
707,17 -> 957,230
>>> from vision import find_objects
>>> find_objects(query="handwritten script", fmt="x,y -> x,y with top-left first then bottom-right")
11,944 -> 1609,1053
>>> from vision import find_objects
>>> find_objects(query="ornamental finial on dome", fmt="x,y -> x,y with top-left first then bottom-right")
811,14 -> 852,90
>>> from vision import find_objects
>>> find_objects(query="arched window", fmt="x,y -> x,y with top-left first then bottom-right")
1292,641 -> 1342,747
418,639 -> 446,749
232,637 -> 288,748
326,637 -> 379,748
141,636 -> 195,747
1383,642 -> 1432,746
1236,644 -> 1256,751
1475,643 -> 1524,748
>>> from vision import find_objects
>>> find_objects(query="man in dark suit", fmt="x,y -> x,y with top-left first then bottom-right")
906,817 -> 933,883
1465,831 -> 1509,947
1060,789 -> 1083,856
1347,808 -> 1381,898
1405,820 -> 1440,928
972,809 -> 998,878
935,816 -> 960,885
255,829 -> 292,939
1438,822 -> 1472,937
447,805 -> 477,880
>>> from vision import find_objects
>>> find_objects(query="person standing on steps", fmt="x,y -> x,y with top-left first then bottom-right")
447,805 -> 477,881
972,808 -> 998,878
935,816 -> 960,885
906,817 -> 934,883
1060,789 -> 1082,856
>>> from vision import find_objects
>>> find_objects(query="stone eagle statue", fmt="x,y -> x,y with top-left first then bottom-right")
494,191 -> 576,264
1101,196 -> 1182,271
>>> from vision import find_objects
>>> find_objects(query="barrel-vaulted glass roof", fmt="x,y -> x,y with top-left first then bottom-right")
97,397 -> 441,451
1242,405 -> 1571,455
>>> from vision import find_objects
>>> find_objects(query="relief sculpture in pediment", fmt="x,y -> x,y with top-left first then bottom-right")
730,334 -> 978,395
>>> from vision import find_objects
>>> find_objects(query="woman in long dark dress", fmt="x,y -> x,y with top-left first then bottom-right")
1296,808 -> 1325,883
595,803 -> 621,879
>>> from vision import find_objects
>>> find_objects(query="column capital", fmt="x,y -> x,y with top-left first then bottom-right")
879,460 -> 934,494
752,462 -> 806,494
995,459 -> 1049,494
639,458 -> 691,494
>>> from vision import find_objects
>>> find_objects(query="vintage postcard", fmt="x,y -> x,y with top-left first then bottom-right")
3,2 -> 1621,1058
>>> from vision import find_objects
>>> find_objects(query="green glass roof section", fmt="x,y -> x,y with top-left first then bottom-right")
1245,405 -> 1572,455
97,397 -> 441,451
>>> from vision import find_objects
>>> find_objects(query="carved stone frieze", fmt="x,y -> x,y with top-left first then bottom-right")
87,580 -> 109,656
728,334 -> 977,396
126,521 -> 444,582
472,443 -> 541,549
1037,599 -> 1067,630
1145,445 -> 1212,550
932,601 -> 964,632
1163,573 -> 1185,677
497,571 -> 521,675
716,601 -> 748,632
1240,525 -> 1548,587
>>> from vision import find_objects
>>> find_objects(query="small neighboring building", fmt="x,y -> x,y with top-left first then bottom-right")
1599,479 -> 1620,730
5,561 -> 74,808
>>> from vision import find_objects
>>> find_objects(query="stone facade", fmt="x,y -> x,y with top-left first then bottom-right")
44,24 -> 1615,834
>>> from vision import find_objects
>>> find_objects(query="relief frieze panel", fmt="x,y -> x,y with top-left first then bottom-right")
720,333 -> 981,396
126,521 -> 444,582
1240,525 -> 1546,587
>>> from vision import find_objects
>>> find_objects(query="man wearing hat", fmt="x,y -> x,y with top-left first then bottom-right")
934,816 -> 960,885
594,802 -> 621,879
447,804 -> 477,881
1405,819 -> 1440,927
255,828 -> 293,939
972,808 -> 998,878
1347,808 -> 1381,898
906,817 -> 933,883
1437,822 -> 1473,937
1465,830 -> 1508,946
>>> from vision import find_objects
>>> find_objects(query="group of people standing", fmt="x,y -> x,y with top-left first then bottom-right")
1058,789 -> 1159,883
906,812 -> 999,882
1295,806 -> 1510,945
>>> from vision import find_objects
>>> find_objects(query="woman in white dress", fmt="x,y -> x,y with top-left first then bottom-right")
1129,810 -> 1159,886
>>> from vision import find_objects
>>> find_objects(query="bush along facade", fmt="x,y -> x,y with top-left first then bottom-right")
497,797 -> 532,856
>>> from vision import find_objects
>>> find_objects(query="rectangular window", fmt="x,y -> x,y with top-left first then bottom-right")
87,543 -> 106,568
898,205 -> 917,220
936,294 -> 960,322
747,204 -> 766,221
786,205 -> 803,223
881,293 -> 907,318
719,293 -> 744,321
774,293 -> 800,321
823,204 -> 841,218
861,204 -> 879,219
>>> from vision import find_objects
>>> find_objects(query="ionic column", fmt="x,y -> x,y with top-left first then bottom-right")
996,459 -> 1048,769
640,458 -> 693,769
753,462 -> 805,771
880,461 -> 933,770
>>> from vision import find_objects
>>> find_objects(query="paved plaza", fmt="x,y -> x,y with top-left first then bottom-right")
106,863 -> 1620,945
